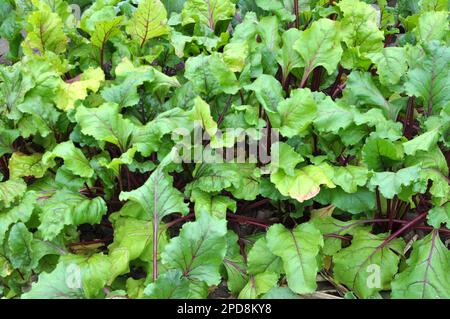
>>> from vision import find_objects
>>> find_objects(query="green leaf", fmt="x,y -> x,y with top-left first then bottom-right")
266,223 -> 323,294
223,231 -> 247,295
367,47 -> 408,86
313,94 -> 354,134
185,53 -> 239,96
269,142 -> 304,176
362,136 -> 404,171
126,0 -> 169,47
54,67 -> 105,111
270,163 -> 335,203
42,141 -> 94,178
333,229 -> 405,299
315,187 -> 376,214
60,253 -> 111,298
8,152 -> 47,179
0,127 -> 19,157
190,189 -> 236,219
247,237 -> 282,275
244,75 -> 284,114
161,211 -> 227,286
223,42 -> 249,73
119,168 -> 189,221
238,272 -> 279,299
369,165 -> 421,199
404,41 -> 450,116
190,163 -> 242,193
337,0 -> 384,68
293,18 -> 342,83
144,269 -> 190,298
427,203 -> 449,229
189,96 -> 217,137
6,221 -> 53,272
75,102 -> 135,152
0,191 -> 37,244
22,261 -> 85,299
101,71 -> 154,109
276,28 -> 302,82
89,16 -> 123,48
107,215 -> 168,283
7,222 -> 34,270
0,64 -> 33,120
415,11 -> 449,43
0,179 -> 27,209
257,16 -> 281,52
38,190 -> 107,240
403,127 -> 441,155
391,231 -> 450,299
332,165 -> 368,194
22,7 -> 68,55
181,0 -> 235,29
345,71 -> 396,120
274,88 -> 317,138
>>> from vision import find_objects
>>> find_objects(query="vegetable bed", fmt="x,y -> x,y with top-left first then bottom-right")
0,0 -> 449,299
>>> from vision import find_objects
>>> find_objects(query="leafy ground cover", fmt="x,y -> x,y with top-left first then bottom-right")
0,0 -> 449,299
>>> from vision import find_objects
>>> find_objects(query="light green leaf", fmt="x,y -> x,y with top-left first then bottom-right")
38,190 -> 107,240
415,11 -> 449,43
333,229 -> 405,299
266,223 -> 323,294
269,142 -> 304,176
244,75 -> 284,114
119,168 -> 189,221
190,189 -> 236,219
362,136 -> 404,171
189,96 -> 217,137
276,28 -> 302,82
238,272 -> 279,299
337,0 -> 384,68
0,191 -> 37,244
89,16 -> 123,48
270,164 -> 335,203
403,127 -> 441,155
144,269 -> 190,298
332,165 -> 368,194
404,41 -> 450,116
42,141 -> 94,178
293,18 -> 342,83
367,47 -> 407,86
181,0 -> 235,29
185,53 -> 239,96
75,102 -> 135,152
223,42 -> 249,73
8,152 -> 47,179
0,178 -> 27,209
247,237 -> 282,275
22,261 -> 85,299
54,67 -> 105,111
107,216 -> 168,283
126,0 -> 169,47
161,211 -> 227,285
60,253 -> 111,298
369,165 -> 421,199
391,231 -> 449,299
427,203 -> 449,229
190,163 -> 242,193
313,95 -> 354,133
345,71 -> 396,120
22,7 -> 68,55
275,88 -> 317,137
